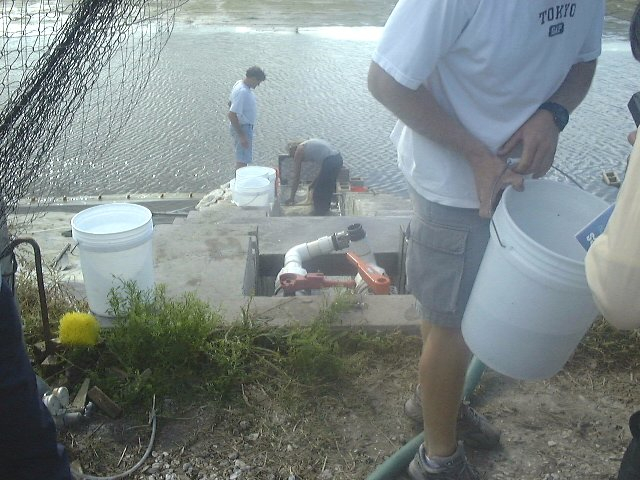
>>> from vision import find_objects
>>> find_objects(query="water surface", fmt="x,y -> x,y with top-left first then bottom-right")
30,1 -> 640,204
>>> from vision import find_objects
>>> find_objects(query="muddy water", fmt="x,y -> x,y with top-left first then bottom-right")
39,1 -> 640,203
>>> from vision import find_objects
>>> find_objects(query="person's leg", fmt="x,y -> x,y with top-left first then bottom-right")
405,186 -> 492,478
231,124 -> 253,170
0,280 -> 72,480
311,154 -> 342,215
406,327 -> 500,454
420,324 -> 472,457
618,411 -> 640,480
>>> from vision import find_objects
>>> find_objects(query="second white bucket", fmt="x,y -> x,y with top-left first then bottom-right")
232,176 -> 271,208
71,203 -> 154,318
235,166 -> 276,202
461,180 -> 610,380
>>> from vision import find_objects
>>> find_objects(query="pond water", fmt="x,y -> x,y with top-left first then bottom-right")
29,2 -> 640,204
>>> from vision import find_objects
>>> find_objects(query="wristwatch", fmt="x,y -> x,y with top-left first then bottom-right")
538,102 -> 569,132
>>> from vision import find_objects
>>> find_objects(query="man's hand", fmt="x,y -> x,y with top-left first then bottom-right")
469,153 -> 524,219
240,133 -> 249,148
498,108 -> 560,179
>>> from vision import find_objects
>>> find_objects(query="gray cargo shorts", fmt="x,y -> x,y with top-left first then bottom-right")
406,185 -> 490,328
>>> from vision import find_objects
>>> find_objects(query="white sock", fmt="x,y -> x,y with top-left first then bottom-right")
423,445 -> 460,469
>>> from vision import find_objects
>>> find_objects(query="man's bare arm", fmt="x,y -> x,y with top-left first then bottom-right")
367,61 -> 523,218
547,60 -> 597,113
499,60 -> 597,178
228,111 -> 248,147
287,146 -> 304,204
367,62 -> 488,161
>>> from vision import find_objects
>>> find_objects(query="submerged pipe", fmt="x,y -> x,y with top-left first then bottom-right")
366,357 -> 487,480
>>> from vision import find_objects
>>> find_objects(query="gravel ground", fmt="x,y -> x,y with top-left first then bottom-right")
63,327 -> 640,480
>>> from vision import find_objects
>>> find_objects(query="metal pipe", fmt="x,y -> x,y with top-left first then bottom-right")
1,237 -> 54,356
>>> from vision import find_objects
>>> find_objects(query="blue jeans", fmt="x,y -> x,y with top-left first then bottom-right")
0,280 -> 72,479
230,123 -> 253,164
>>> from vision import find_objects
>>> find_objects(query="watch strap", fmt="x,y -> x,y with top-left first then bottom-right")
538,102 -> 569,132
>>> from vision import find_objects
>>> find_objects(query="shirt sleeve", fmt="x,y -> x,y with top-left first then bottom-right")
576,1 -> 605,63
371,0 -> 478,90
229,89 -> 245,115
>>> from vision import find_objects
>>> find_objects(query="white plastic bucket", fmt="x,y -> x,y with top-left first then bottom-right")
235,166 -> 276,202
461,180 -> 609,380
71,203 -> 154,318
232,176 -> 271,208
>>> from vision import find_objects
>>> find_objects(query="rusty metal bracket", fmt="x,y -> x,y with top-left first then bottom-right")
1,237 -> 54,356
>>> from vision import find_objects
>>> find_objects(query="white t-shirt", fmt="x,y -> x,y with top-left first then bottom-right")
229,80 -> 257,126
372,0 -> 604,208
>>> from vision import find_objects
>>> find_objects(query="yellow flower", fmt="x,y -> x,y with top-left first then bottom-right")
59,312 -> 100,346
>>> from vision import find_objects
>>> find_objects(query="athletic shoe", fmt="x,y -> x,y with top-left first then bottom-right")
404,385 -> 501,450
408,442 -> 480,480
618,410 -> 640,480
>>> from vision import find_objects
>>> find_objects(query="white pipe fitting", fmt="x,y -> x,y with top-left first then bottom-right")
276,235 -> 338,288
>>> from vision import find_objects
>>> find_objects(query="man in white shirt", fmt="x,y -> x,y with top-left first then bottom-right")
228,66 -> 266,170
368,2 -> 604,478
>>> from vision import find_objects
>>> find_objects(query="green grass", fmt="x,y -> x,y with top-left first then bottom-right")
17,271 -> 640,414
17,276 -> 417,409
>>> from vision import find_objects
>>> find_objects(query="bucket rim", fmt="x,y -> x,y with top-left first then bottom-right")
71,203 -> 152,236
235,165 -> 276,177
498,180 -> 608,268
234,176 -> 271,189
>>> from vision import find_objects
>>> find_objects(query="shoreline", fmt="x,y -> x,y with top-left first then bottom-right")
171,1 -> 637,36
14,192 -> 203,213
173,0 -> 396,29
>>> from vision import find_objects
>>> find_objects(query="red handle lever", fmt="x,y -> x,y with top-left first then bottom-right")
345,252 -> 391,295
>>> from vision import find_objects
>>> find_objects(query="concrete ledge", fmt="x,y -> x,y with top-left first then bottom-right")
207,291 -> 422,335
10,194 -> 419,334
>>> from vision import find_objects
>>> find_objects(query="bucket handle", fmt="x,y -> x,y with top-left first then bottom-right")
490,218 -> 507,248
238,194 -> 262,206
488,163 -> 511,249
488,163 -> 586,249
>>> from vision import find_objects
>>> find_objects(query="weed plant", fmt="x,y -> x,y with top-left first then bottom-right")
13,261 -> 87,359
74,282 -> 386,408
16,272 -> 419,412
569,316 -> 640,372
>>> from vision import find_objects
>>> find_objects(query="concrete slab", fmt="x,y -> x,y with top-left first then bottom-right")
8,191 -> 421,333
152,209 -> 416,333
153,222 -> 253,304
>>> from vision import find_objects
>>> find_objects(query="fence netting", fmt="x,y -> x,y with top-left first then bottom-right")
0,0 -> 185,232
